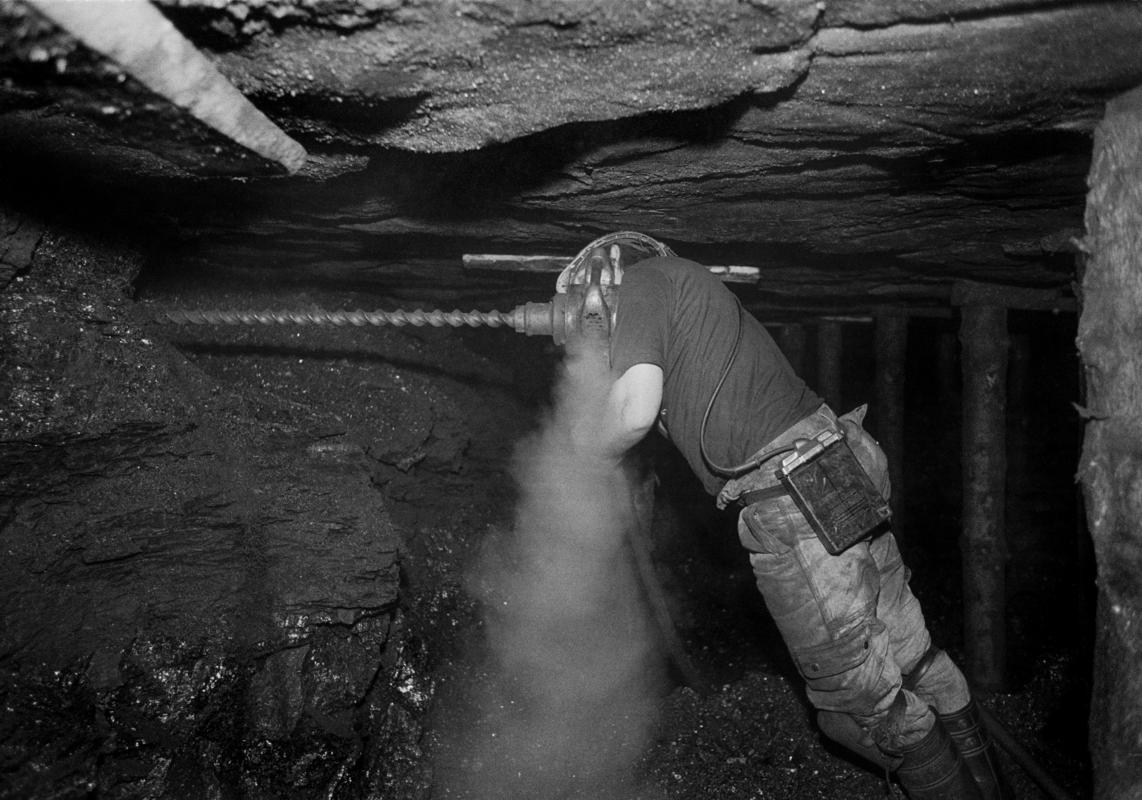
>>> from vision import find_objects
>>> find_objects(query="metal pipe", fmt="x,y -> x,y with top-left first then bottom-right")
977,703 -> 1076,800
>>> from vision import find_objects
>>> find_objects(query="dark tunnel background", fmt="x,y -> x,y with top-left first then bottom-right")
129,247 -> 1093,798
603,308 -> 1091,799
0,142 -> 1094,793
617,306 -> 1090,684
0,0 -> 1130,792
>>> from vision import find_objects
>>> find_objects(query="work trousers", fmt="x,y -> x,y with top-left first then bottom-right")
730,404 -> 971,755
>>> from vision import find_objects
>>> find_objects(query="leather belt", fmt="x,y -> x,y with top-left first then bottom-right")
737,484 -> 790,507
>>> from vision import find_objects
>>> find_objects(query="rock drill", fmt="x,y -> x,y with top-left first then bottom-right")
155,231 -> 675,348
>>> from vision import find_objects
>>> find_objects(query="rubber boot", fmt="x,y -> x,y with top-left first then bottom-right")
939,700 -> 1012,800
818,710 -> 902,772
895,720 -> 983,800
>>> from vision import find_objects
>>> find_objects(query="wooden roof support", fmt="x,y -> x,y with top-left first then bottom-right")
951,280 -> 1076,313
460,254 -> 570,274
747,305 -> 953,324
462,254 -> 761,284
775,323 -> 807,376
873,313 -> 908,528
959,303 -> 1010,693
816,320 -> 844,410
464,255 -> 1077,321
948,279 -> 1076,693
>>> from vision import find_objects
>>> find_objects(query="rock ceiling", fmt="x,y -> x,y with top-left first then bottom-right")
2,0 -> 1142,308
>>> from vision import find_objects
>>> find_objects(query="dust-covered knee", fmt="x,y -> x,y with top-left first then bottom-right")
904,647 -> 972,715
793,619 -> 893,717
817,710 -> 902,771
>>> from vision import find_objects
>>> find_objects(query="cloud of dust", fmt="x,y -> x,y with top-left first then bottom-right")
452,341 -> 666,800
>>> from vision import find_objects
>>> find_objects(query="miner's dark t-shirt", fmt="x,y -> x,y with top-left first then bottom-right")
610,256 -> 821,496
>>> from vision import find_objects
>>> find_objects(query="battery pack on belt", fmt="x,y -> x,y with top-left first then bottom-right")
776,430 -> 892,555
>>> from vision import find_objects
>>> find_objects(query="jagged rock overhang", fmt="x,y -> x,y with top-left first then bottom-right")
2,0 -> 1142,308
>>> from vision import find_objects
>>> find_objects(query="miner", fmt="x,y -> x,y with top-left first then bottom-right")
568,233 -> 1008,800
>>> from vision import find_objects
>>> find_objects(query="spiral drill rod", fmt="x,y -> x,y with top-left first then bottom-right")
159,307 -> 519,329
158,300 -> 568,337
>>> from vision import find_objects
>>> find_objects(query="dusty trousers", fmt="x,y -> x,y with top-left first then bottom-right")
732,404 -> 971,755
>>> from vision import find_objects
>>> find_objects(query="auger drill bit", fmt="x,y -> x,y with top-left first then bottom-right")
155,301 -> 565,340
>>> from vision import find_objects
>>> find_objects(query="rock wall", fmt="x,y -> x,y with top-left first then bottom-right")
0,208 -> 525,798
1077,85 -> 1142,800
8,1 -> 1142,296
